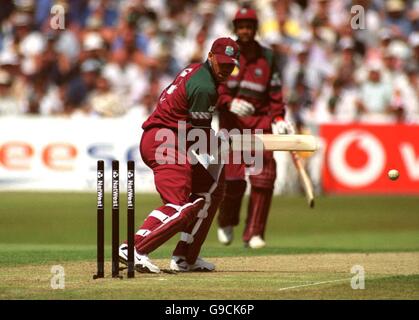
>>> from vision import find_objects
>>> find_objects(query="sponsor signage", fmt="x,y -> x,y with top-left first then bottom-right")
321,124 -> 419,194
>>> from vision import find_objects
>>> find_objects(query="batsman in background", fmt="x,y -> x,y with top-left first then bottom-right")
118,37 -> 239,273
217,7 -> 293,249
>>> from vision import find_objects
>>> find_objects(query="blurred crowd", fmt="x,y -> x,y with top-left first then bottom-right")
0,0 -> 418,125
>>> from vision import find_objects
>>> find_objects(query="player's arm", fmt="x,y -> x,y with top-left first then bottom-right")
216,82 -> 233,111
186,78 -> 227,177
187,81 -> 217,129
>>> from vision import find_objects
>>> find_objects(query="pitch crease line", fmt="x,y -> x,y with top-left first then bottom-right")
278,277 -> 352,291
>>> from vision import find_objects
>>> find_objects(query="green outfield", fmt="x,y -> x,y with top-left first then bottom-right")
0,192 -> 418,299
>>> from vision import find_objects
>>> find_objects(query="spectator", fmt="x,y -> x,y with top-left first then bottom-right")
333,37 -> 362,87
128,92 -> 158,120
0,0 -> 416,123
102,48 -> 147,106
64,58 -> 101,115
284,42 -> 324,95
408,32 -> 419,64
314,77 -> 358,124
0,50 -> 26,108
81,32 -> 107,64
365,28 -> 395,62
0,69 -> 23,115
383,0 -> 413,39
85,0 -> 119,28
356,62 -> 394,123
88,75 -> 126,117
401,62 -> 419,123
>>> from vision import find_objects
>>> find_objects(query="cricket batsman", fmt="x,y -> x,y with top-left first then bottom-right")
217,8 -> 293,249
119,37 -> 239,273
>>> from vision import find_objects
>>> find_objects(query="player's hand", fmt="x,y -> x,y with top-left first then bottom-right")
272,117 -> 295,135
229,98 -> 255,117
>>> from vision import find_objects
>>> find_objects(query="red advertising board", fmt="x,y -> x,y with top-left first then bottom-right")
320,124 -> 419,194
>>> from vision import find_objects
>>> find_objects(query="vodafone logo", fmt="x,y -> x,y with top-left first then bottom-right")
328,130 -> 386,187
322,124 -> 419,194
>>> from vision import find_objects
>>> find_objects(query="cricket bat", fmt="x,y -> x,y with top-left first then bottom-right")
230,134 -> 318,152
290,151 -> 315,208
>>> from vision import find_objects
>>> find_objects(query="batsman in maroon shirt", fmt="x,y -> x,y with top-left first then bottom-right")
217,8 -> 294,249
118,38 -> 239,273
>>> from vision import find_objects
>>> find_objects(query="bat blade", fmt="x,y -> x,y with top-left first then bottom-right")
230,134 -> 318,152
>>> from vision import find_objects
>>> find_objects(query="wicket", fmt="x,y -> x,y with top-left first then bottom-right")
127,161 -> 135,278
111,160 -> 120,278
93,160 -> 135,279
93,160 -> 105,279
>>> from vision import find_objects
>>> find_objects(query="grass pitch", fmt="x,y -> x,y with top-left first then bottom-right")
0,193 -> 418,299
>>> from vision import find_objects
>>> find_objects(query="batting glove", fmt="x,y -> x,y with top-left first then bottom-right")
272,117 -> 295,135
229,98 -> 255,117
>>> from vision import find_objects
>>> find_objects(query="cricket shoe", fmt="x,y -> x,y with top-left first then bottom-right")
248,235 -> 266,249
119,244 -> 160,273
170,256 -> 215,272
190,257 -> 215,272
217,226 -> 233,245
